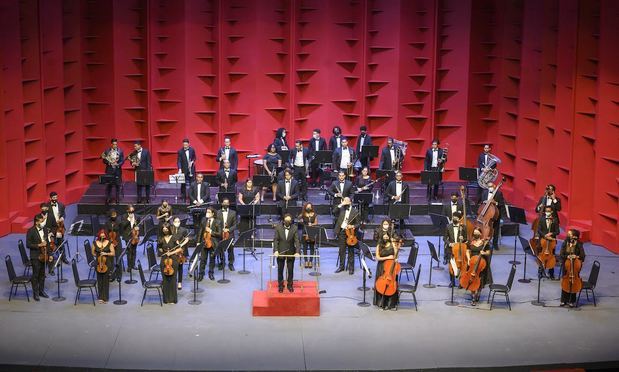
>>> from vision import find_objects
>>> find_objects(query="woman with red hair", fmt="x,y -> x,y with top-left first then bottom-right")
92,229 -> 115,304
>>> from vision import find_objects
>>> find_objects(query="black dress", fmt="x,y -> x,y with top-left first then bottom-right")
468,240 -> 492,288
560,240 -> 586,304
263,153 -> 281,183
95,240 -> 113,302
158,236 -> 178,304
373,244 -> 400,309
301,213 -> 317,264
239,187 -> 259,233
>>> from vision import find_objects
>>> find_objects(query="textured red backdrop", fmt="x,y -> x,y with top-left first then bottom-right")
0,0 -> 617,251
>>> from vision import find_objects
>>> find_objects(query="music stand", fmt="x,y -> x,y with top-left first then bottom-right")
423,241 -> 440,288
429,213 -> 449,271
188,244 -> 203,305
421,171 -> 442,200
531,252 -> 548,307
252,175 -> 272,189
70,220 -> 84,262
246,154 -> 261,178
507,205 -> 526,265
203,175 -> 217,186
360,145 -> 379,160
357,242 -> 375,307
236,229 -> 255,274
217,238 -> 234,284
388,204 -> 410,235
517,237 -> 534,284
458,167 -> 478,182
313,150 -> 333,165
169,173 -> 186,201
277,150 -> 291,164
281,205 -> 302,219
306,226 -> 328,277
54,240 -> 69,284
113,247 -> 128,305
52,250 -> 66,302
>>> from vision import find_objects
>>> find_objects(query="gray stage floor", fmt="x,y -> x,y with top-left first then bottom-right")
0,205 -> 618,371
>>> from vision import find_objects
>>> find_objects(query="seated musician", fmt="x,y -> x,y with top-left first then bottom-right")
262,144 -> 282,202
333,197 -> 360,275
536,206 -> 560,279
384,171 -> 409,204
328,171 -> 354,209
559,229 -> 586,308
373,233 -> 402,311
443,212 -> 467,286
466,228 -> 491,306
536,184 -> 562,223
332,138 -> 355,176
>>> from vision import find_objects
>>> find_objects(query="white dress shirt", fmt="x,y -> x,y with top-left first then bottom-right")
341,208 -> 352,229
197,183 -> 203,204
294,151 -> 304,167
390,148 -> 396,166
340,148 -> 351,169
396,181 -> 403,198
431,149 -> 438,168
285,180 -> 291,197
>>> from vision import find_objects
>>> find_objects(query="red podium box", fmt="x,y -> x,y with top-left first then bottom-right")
252,281 -> 320,317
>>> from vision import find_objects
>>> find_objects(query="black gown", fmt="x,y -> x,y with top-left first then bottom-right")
239,187 -> 259,233
158,236 -> 179,304
373,244 -> 400,309
301,213 -> 317,264
95,240 -> 113,302
468,240 -> 493,288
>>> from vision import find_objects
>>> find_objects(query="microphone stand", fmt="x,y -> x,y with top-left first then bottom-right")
189,246 -> 203,305
217,238 -> 234,284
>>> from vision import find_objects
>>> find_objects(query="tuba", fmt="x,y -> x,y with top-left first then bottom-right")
101,149 -> 120,168
478,153 -> 501,189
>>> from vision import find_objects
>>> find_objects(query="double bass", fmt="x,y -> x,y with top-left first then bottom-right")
459,240 -> 489,292
474,178 -> 504,240
449,186 -> 469,278
375,241 -> 401,297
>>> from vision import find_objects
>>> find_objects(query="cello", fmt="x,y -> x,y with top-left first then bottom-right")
538,235 -> 557,270
561,248 -> 582,295
529,217 -> 540,254
375,239 -> 401,297
459,239 -> 489,292
449,186 -> 469,278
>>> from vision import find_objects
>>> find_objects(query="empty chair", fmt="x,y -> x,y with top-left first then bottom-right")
137,260 -> 163,307
146,243 -> 161,281
398,264 -> 422,311
399,242 -> 419,282
5,255 -> 31,302
83,239 -> 96,279
577,260 -> 600,307
488,264 -> 517,310
18,239 -> 32,276
72,258 -> 97,306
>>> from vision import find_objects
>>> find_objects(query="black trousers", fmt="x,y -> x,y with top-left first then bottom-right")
125,240 -> 137,270
491,217 -> 501,249
30,257 -> 46,294
561,290 -> 577,304
277,256 -> 295,287
218,244 -> 235,265
337,231 -> 355,270
137,184 -> 150,201
199,246 -> 216,275
309,161 -> 323,185
426,166 -> 440,198
105,183 -> 120,201
303,240 -> 315,263
293,166 -> 307,199
180,174 -> 194,200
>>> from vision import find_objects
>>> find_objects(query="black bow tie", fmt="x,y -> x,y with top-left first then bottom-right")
397,181 -> 402,184
137,150 -> 142,153
433,149 -> 437,152
286,181 -> 290,184
452,202 -> 457,205
225,147 -> 230,150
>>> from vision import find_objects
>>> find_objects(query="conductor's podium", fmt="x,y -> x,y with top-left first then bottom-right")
252,281 -> 320,316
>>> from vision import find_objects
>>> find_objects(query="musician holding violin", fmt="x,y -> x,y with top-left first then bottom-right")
158,223 -> 183,304
300,203 -> 317,269
46,191 -> 69,266
26,214 -> 52,301
535,206 -> 560,280
373,233 -> 403,311
536,184 -> 562,223
104,209 -> 122,265
120,204 -> 140,271
462,228 -> 492,306
170,217 -> 189,290
333,197 -> 360,275
197,207 -> 221,282
92,229 -> 115,304
559,229 -> 585,308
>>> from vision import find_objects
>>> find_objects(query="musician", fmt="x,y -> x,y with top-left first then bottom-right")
308,129 -> 327,187
92,229 -> 115,304
197,207 -> 221,281
170,217 -> 189,290
384,171 -> 409,204
129,141 -> 152,204
373,233 -> 402,311
536,206 -> 560,279
177,138 -> 196,202
26,214 -> 50,301
102,138 -> 124,205
273,127 -> 289,151
373,219 -> 393,244
478,144 -> 497,170
356,125 -> 373,169
481,181 -> 505,251
329,126 -> 344,150
103,209 -> 122,265
536,184 -> 562,223
328,171 -> 354,207
334,197 -> 360,275
238,179 -> 260,233
442,192 -> 465,220
466,228 -> 491,306
156,199 -> 173,224
263,144 -> 282,202
216,159 -> 237,193
120,204 -> 140,271
332,138 -> 355,175
46,192 -> 69,265
559,229 -> 586,308
300,202 -> 318,269
216,198 -> 237,271
189,173 -> 211,206
355,167 -> 374,222
216,137 -> 239,170
277,169 -> 299,214
273,213 -> 301,293
290,140 -> 310,201
424,139 -> 446,200
443,212 -> 468,284
158,223 -> 183,304
379,138 -> 403,172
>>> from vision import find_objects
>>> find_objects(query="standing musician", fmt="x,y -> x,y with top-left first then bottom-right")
329,126 -> 344,150
328,171 -> 354,208
308,128 -> 327,187
290,140 -> 310,201
216,137 -> 238,170
273,213 -> 301,293
300,202 -> 318,269
478,144 -> 497,171
197,207 -> 220,281
120,204 -> 140,271
379,138 -> 403,173
262,144 -> 282,202
46,191 -> 69,266
276,169 -> 299,215
26,214 -> 51,301
536,184 -> 562,223
443,212 -> 468,284
559,229 -> 586,308
442,192 -> 465,220
92,229 -> 115,304
129,141 -> 152,204
424,139 -> 447,200
356,125 -> 373,170
384,171 -> 409,205
355,166 -> 374,222
333,197 -> 360,275
158,223 -> 183,304
170,217 -> 189,290
536,206 -> 560,279
373,219 -> 393,245
216,159 -> 238,193
332,138 -> 356,176
373,233 -> 402,311
101,138 -> 124,205
177,138 -> 196,202
189,173 -> 211,228
237,179 -> 261,233
273,127 -> 289,151
466,228 -> 491,306
216,198 -> 237,271
481,181 -> 505,251
104,209 -> 122,265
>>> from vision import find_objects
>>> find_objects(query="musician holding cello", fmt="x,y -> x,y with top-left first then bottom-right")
462,228 -> 492,306
158,223 -> 183,304
535,206 -> 560,280
92,229 -> 115,304
480,181 -> 505,251
559,229 -> 585,308
373,233 -> 403,311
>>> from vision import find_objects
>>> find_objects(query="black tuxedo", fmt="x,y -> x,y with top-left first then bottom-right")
289,147 -> 310,199
329,135 -> 344,151
132,149 -> 152,202
273,137 -> 289,151
120,213 -> 140,269
216,208 -> 237,265
133,149 -> 152,171
480,189 -> 506,249
102,147 -> 124,201
217,146 -> 239,170
189,181 -> 211,205
424,148 -> 446,171
308,137 -> 327,154
198,217 -> 221,276
308,137 -> 328,186
356,134 -> 373,168
216,168 -> 238,193
443,223 -> 468,261
478,152 -> 497,169
333,205 -> 360,272
26,225 -> 49,295
177,147 -> 196,199
273,224 -> 301,289
170,225 -> 189,283
536,195 -> 562,222
379,146 -> 402,171
45,202 -> 65,231
277,179 -> 299,210
332,147 -> 355,172
328,180 -> 354,206
537,216 -> 560,239
442,201 -> 465,220
384,180 -> 409,204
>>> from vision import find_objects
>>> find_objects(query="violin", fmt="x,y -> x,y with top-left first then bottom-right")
96,251 -> 108,273
203,228 -> 213,249
57,219 -> 65,237
109,230 -> 119,248
345,213 -> 359,246
561,254 -> 582,294
176,237 -> 189,264
222,222 -> 230,241
130,227 -> 140,246
162,255 -> 174,276
375,243 -> 401,296
38,238 -> 54,263
459,240 -> 489,292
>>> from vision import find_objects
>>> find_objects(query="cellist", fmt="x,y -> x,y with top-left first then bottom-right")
559,229 -> 585,308
443,212 -> 468,286
466,228 -> 491,306
536,206 -> 560,279
373,233 -> 402,311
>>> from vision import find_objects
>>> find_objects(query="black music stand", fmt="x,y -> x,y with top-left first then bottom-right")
189,244 -> 203,305
421,171 -> 442,200
236,229 -> 255,274
357,242 -> 375,307
203,175 -> 217,186
246,154 -> 260,178
306,226 -> 328,277
360,145 -> 378,161
281,205 -> 302,220
54,240 -> 69,284
113,247 -> 128,305
313,150 -> 333,165
518,237 -> 534,284
52,251 -> 66,302
252,175 -> 272,189
507,205 -> 526,265
458,167 -> 478,182
424,241 -> 440,288
376,169 -> 395,192
388,203 -> 410,235
354,192 -> 373,222
429,213 -> 449,271
277,150 -> 291,165
531,253 -> 548,307
216,238 -> 234,284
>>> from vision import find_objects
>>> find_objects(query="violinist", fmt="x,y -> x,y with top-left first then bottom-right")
481,181 -> 505,251
197,207 -> 221,281
121,204 -> 140,271
373,219 -> 393,245
238,179 -> 260,233
158,223 -> 183,304
328,171 -> 354,208
273,214 -> 301,293
536,184 -> 562,223
300,203 -> 317,269
333,197 -> 360,275
46,192 -> 70,269
443,212 -> 468,286
26,214 -> 50,301
216,198 -> 237,271
373,233 -> 402,311
103,209 -> 122,265
466,228 -> 491,306
536,206 -> 560,279
92,229 -> 115,304
559,229 -> 586,307
170,217 -> 189,290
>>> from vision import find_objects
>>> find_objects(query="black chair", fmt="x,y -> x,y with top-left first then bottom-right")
146,243 -> 161,281
18,239 -> 32,276
577,260 -> 600,307
72,258 -> 97,306
488,264 -> 517,310
141,226 -> 159,254
399,242 -> 419,282
137,260 -> 163,307
83,239 -> 96,279
90,215 -> 101,238
398,264 -> 421,311
5,255 -> 31,302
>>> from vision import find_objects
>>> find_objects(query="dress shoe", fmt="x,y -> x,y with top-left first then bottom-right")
39,291 -> 49,298
349,270 -> 354,275
208,272 -> 215,280
443,258 -> 448,266
228,264 -> 235,272
335,267 -> 345,273
178,283 -> 182,290
287,285 -> 294,293
33,294 -> 40,301
218,263 -> 224,271
145,199 -> 150,204
197,274 -> 204,282
278,286 -> 284,293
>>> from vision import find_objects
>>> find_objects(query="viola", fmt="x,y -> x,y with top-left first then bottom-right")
375,246 -> 401,296
222,222 -> 230,241
109,230 -> 119,248
96,253 -> 108,274
203,229 -> 213,249
459,241 -> 488,292
345,212 -> 359,246
38,240 -> 54,263
561,255 -> 582,294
